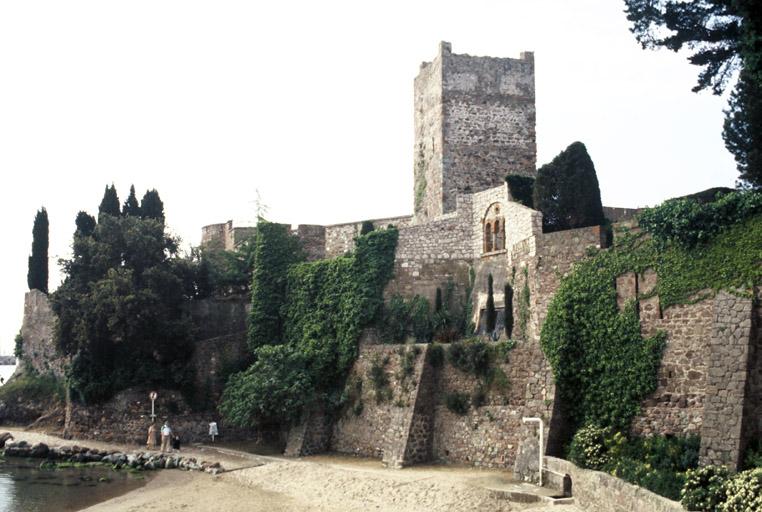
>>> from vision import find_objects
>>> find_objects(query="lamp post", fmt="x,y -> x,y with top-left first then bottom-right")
149,391 -> 158,422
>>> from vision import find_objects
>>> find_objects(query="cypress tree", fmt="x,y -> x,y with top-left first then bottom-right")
140,189 -> 165,222
486,274 -> 496,334
27,208 -> 49,293
504,283 -> 514,338
122,185 -> 141,216
533,142 -> 605,233
98,185 -> 121,221
435,287 -> 443,313
75,211 -> 96,237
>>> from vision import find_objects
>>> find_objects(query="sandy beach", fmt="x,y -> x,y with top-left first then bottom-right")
2,428 -> 582,512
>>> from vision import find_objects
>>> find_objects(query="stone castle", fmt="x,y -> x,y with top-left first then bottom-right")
202,41 -> 635,331
19,43 -> 761,485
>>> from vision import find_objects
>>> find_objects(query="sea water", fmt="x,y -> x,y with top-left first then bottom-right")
0,460 -> 149,511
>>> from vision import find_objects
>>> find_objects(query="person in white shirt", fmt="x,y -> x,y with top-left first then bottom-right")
160,422 -> 172,453
209,421 -> 218,443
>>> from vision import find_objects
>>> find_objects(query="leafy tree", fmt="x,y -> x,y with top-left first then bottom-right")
505,175 -> 535,208
52,198 -> 192,403
533,142 -> 605,233
724,69 -> 762,187
122,185 -> 141,216
623,0 -> 762,188
485,274 -> 496,333
98,185 -> 120,220
75,211 -> 96,237
27,208 -> 49,293
197,233 -> 258,296
248,221 -> 304,352
140,189 -> 165,222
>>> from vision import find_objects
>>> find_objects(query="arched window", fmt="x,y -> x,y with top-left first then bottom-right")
483,203 -> 505,254
494,220 -> 504,251
484,222 -> 493,252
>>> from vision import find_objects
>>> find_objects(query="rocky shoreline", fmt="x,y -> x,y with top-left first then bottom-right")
3,439 -> 224,474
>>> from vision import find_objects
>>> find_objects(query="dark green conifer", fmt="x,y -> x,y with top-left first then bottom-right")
98,185 -> 120,221
533,142 -> 605,233
486,274 -> 496,334
504,283 -> 514,338
75,211 -> 96,237
122,185 -> 141,216
27,207 -> 49,293
140,189 -> 165,222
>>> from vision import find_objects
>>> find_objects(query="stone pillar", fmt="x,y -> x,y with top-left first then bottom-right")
699,291 -> 754,469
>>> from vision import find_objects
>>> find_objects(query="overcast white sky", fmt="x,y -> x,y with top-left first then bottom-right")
0,0 -> 738,354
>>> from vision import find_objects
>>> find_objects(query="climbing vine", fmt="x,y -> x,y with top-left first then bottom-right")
541,214 -> 762,435
221,227 -> 399,427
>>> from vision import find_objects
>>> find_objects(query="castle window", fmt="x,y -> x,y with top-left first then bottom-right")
494,220 -> 504,251
484,222 -> 493,252
483,202 -> 505,254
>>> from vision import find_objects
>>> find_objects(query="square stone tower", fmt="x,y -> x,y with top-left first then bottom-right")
414,42 -> 536,220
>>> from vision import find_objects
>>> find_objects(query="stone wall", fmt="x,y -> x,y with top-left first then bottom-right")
187,296 -> 249,341
700,291 -> 755,468
744,295 -> 762,448
630,299 -> 712,437
331,344 -> 431,466
431,339 -> 554,468
189,332 -> 249,406
200,220 -> 256,251
543,457 -> 684,512
323,216 -> 413,259
295,224 -> 327,261
20,290 -> 65,379
65,388 -> 261,446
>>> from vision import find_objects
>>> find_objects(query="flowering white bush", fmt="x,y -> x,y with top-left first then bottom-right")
720,468 -> 762,512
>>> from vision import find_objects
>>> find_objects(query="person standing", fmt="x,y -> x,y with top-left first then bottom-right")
160,422 -> 172,453
146,422 -> 157,450
208,421 -> 218,443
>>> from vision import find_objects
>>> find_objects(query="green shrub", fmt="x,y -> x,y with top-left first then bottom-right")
681,465 -> 730,512
489,367 -> 510,392
383,294 -> 410,343
721,468 -> 762,512
567,424 -> 612,470
219,345 -> 312,427
398,347 -> 416,379
639,190 -> 762,248
13,333 -> 23,360
0,373 -> 65,403
611,457 -> 686,501
744,439 -> 762,469
427,343 -> 445,368
409,295 -> 433,342
445,392 -> 470,415
369,355 -> 391,403
471,385 -> 487,408
360,220 -> 375,235
447,339 -> 490,376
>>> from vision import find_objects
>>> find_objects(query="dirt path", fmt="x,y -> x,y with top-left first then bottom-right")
0,428 -> 583,512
